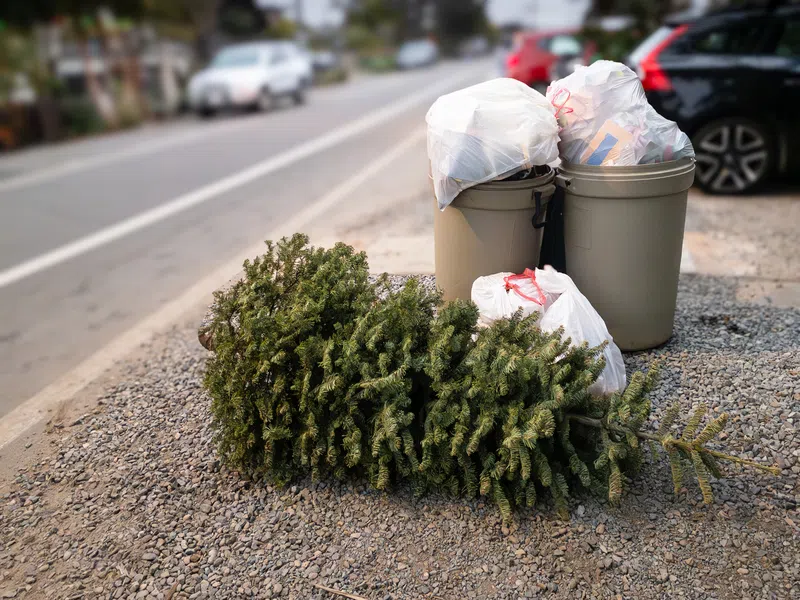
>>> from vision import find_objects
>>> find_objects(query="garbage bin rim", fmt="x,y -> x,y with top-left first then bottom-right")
557,157 -> 695,179
471,168 -> 556,191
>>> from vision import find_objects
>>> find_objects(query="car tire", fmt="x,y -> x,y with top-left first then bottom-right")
531,82 -> 548,95
692,118 -> 773,194
197,108 -> 216,119
292,80 -> 308,105
257,88 -> 275,112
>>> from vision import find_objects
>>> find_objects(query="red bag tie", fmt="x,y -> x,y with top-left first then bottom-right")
503,268 -> 546,305
549,88 -> 573,121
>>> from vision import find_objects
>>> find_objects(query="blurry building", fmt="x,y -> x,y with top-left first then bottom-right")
52,36 -> 193,117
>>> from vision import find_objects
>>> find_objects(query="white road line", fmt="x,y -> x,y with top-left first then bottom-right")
0,64 -> 465,195
0,119 -> 265,195
0,69 -> 476,290
0,127 -> 428,451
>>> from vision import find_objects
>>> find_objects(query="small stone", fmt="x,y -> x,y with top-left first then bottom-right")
568,579 -> 578,591
596,524 -> 606,535
142,553 -> 158,561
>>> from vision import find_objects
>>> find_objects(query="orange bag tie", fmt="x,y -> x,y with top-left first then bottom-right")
503,268 -> 546,305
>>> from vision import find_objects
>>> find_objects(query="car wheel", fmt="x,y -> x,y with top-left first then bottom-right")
292,80 -> 308,105
532,82 -> 548,95
197,108 -> 216,119
257,88 -> 275,112
692,118 -> 772,194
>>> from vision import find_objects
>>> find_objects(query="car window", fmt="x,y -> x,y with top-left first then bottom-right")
775,19 -> 800,56
549,35 -> 583,56
691,24 -> 765,54
211,47 -> 261,68
271,48 -> 288,65
629,26 -> 675,65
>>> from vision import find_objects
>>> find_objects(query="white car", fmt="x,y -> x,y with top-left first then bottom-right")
188,42 -> 312,117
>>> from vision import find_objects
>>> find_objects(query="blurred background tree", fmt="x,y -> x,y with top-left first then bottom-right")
265,17 -> 298,40
435,0 -> 489,55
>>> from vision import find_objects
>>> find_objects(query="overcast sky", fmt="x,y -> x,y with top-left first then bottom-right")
486,0 -> 591,30
256,0 -> 592,31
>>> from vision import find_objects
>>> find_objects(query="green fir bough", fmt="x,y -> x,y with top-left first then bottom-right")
203,234 -> 778,520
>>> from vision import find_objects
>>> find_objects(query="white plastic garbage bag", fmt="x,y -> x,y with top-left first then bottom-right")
546,60 -> 693,166
427,78 -> 560,210
471,269 -> 547,328
535,266 -> 626,397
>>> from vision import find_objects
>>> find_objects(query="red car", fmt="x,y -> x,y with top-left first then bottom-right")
505,31 -> 596,92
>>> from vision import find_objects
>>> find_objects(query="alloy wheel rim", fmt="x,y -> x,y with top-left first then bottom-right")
694,123 -> 768,193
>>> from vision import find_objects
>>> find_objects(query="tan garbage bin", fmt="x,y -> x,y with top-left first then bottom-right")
558,158 -> 695,351
434,169 -> 556,302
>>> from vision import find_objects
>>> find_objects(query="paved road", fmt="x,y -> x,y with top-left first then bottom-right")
0,60 -> 490,418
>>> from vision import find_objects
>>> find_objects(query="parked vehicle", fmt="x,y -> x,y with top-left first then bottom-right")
505,31 -> 596,93
311,50 -> 339,74
395,39 -> 439,70
628,4 -> 800,194
187,42 -> 312,117
459,36 -> 491,58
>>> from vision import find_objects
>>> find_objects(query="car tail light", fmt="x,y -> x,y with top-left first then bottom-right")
506,52 -> 520,71
639,24 -> 687,92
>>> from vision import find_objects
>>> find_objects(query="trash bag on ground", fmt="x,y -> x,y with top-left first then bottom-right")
546,60 -> 693,166
427,78 -> 560,210
535,266 -> 626,397
471,269 -> 548,328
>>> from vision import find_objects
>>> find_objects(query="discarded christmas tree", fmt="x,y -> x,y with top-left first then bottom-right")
203,235 -> 377,484
203,234 -> 778,520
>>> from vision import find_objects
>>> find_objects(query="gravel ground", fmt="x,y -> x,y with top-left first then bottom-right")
1,273 -> 798,600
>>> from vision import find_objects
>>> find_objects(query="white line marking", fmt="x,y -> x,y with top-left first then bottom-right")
0,127 -> 428,451
0,120 -> 270,195
0,63 -> 463,195
0,69 -> 474,290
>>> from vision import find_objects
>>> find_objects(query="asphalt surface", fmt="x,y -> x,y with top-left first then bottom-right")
0,60 -> 491,418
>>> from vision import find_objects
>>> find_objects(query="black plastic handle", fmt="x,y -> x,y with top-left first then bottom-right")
532,190 -> 547,229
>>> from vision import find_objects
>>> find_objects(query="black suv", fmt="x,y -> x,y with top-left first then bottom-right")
628,3 -> 800,193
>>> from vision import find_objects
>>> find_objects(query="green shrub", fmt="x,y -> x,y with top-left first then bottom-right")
359,53 -> 396,73
204,234 -> 778,520
265,18 -> 297,40
345,24 -> 384,52
316,67 -> 349,86
60,98 -> 105,137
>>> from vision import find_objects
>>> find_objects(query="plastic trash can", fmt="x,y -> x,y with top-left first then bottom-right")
557,158 -> 695,351
434,169 -> 556,302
